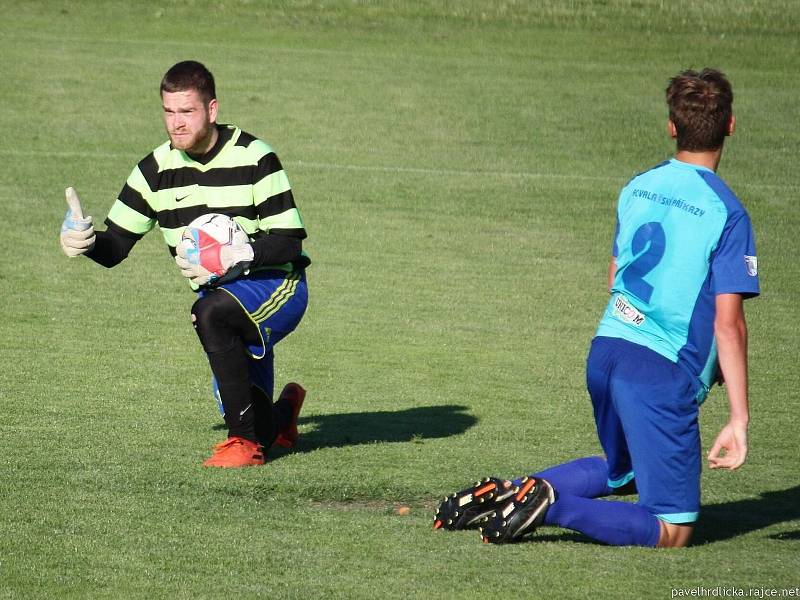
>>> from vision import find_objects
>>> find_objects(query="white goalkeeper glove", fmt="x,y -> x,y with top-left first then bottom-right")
175,239 -> 253,287
60,187 -> 96,258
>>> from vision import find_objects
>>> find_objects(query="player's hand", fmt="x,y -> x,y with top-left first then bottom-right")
174,240 -> 253,286
708,420 -> 748,470
175,238 -> 253,286
219,242 -> 253,271
175,248 -> 220,287
60,187 -> 96,257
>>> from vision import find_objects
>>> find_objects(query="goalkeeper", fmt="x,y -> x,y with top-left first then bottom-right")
59,61 -> 309,468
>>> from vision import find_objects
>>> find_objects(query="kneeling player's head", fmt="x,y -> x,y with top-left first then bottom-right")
666,68 -> 733,152
160,60 -> 216,107
160,61 -> 219,154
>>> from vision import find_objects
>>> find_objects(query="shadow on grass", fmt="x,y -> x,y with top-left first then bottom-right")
505,485 -> 800,547
693,485 -> 800,545
212,404 -> 478,449
291,404 -> 477,450
534,531 -> 594,544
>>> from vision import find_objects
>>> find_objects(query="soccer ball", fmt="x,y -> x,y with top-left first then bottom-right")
178,213 -> 250,284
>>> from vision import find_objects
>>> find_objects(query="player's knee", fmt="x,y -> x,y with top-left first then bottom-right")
656,521 -> 694,548
191,295 -> 217,334
191,292 -> 239,353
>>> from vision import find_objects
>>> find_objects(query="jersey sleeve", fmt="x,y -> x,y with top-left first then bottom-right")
710,209 -> 760,298
86,225 -> 139,268
250,143 -> 306,239
610,181 -> 633,258
611,213 -> 621,257
105,161 -> 158,238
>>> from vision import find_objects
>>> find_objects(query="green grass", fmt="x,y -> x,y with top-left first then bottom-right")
1,1 -> 799,598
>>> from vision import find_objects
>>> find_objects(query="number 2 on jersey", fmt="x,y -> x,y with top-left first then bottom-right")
621,222 -> 665,304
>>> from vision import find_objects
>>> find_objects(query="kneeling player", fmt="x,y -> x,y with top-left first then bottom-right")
435,68 -> 759,547
60,61 -> 310,468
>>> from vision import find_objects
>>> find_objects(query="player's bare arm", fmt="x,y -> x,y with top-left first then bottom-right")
708,293 -> 749,470
607,257 -> 616,292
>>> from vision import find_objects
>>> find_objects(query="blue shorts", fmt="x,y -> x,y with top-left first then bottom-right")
209,269 -> 308,409
586,336 -> 701,524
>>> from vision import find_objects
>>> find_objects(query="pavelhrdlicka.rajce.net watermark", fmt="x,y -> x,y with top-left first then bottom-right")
671,588 -> 800,599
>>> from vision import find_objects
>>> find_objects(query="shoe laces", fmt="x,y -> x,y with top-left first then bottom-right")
213,437 -> 261,453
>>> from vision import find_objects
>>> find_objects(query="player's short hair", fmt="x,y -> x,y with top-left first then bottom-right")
666,68 -> 733,152
160,61 -> 216,105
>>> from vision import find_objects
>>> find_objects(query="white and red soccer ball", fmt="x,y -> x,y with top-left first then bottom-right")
178,213 -> 249,284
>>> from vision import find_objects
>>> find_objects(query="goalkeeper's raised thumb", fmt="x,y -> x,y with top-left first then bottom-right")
62,187 -> 93,232
60,186 -> 95,257
65,187 -> 84,219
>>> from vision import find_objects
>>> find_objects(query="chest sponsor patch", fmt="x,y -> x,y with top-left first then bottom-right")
613,294 -> 645,326
744,255 -> 758,277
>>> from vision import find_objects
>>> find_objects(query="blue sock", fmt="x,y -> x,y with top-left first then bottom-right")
511,457 -> 613,498
544,493 -> 661,547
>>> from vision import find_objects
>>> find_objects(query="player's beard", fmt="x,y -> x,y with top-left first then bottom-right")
170,121 -> 216,154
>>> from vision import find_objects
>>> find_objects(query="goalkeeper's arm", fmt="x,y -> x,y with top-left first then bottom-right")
80,222 -> 305,270
86,224 -> 139,268
249,232 -> 303,268
60,187 -> 140,267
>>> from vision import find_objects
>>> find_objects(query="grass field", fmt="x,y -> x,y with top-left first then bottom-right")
1,1 -> 799,598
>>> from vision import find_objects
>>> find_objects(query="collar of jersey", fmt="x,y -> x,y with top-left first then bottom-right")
173,124 -> 234,166
669,157 -> 714,173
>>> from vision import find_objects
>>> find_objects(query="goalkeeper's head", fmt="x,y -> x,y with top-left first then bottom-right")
160,60 -> 219,154
160,60 -> 216,106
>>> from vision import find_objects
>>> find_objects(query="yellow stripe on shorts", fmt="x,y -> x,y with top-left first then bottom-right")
250,272 -> 301,324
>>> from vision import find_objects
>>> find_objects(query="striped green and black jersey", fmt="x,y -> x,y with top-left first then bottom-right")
105,124 -> 309,275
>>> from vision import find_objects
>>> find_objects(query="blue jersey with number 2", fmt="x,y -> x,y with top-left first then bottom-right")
596,159 -> 759,396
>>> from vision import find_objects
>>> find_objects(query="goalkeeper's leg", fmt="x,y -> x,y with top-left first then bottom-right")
247,350 -> 302,449
192,290 -> 303,454
192,290 -> 262,443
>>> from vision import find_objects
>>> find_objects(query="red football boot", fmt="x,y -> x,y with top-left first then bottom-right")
203,437 -> 265,468
273,383 -> 306,448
